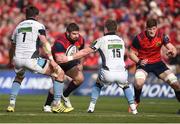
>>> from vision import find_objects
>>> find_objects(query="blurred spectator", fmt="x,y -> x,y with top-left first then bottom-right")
0,0 -> 179,73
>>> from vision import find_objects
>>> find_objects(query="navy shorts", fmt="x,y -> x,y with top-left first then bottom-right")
59,60 -> 80,72
137,61 -> 169,77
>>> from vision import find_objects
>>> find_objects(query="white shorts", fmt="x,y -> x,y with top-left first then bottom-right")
98,68 -> 128,88
13,57 -> 49,75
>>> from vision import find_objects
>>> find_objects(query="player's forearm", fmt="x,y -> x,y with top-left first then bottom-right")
68,47 -> 94,61
129,49 -> 140,63
73,48 -> 91,59
165,43 -> 177,57
39,35 -> 54,60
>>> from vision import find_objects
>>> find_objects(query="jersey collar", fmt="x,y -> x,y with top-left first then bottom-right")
104,32 -> 116,36
26,17 -> 37,21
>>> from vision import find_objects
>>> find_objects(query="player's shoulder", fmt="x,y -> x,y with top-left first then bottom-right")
54,34 -> 67,46
56,34 -> 66,42
136,31 -> 146,41
77,34 -> 85,43
33,20 -> 45,29
19,19 -> 45,28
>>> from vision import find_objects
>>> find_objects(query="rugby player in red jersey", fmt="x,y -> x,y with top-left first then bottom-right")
43,23 -> 85,112
129,18 -> 180,113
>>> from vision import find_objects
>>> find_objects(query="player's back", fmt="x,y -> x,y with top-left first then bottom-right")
12,19 -> 45,59
98,34 -> 126,70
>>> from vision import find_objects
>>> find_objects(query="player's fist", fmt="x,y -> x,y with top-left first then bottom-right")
166,49 -> 176,58
138,59 -> 148,66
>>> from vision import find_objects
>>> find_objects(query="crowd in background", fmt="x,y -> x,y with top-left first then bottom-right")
0,0 -> 179,73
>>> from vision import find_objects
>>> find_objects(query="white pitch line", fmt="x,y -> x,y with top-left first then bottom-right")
0,113 -> 179,118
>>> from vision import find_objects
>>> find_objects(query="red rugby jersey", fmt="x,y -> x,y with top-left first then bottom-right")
131,30 -> 170,64
52,33 -> 85,56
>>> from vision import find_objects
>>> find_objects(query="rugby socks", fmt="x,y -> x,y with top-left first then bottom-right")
134,86 -> 142,103
10,81 -> 21,103
123,86 -> 134,104
91,83 -> 102,104
44,91 -> 54,106
175,91 -> 180,102
53,80 -> 64,102
63,81 -> 79,97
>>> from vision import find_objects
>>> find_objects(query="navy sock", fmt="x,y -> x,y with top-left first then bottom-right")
134,86 -> 142,103
44,91 -> 54,106
175,91 -> 180,102
63,81 -> 79,97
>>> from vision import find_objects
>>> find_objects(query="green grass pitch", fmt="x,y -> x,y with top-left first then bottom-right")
0,94 -> 180,123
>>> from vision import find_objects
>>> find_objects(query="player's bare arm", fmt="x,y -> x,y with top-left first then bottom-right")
129,48 -> 139,63
69,47 -> 94,61
129,48 -> 148,66
164,43 -> 177,58
9,42 -> 15,63
54,53 -> 66,64
39,35 -> 58,69
56,47 -> 94,63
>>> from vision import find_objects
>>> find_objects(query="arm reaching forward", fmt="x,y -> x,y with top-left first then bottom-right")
56,47 -> 94,63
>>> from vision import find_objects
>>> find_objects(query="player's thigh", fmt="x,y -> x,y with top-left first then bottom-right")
66,65 -> 84,84
24,58 -> 53,75
99,69 -> 127,85
159,69 -> 179,88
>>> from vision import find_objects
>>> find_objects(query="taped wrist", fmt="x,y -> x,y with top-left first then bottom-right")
48,55 -> 53,61
43,42 -> 52,55
67,56 -> 73,61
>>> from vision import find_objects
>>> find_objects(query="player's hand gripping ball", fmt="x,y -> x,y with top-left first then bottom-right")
65,45 -> 78,56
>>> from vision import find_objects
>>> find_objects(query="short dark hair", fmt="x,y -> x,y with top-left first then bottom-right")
26,6 -> 39,19
146,18 -> 158,28
66,23 -> 79,33
105,19 -> 117,32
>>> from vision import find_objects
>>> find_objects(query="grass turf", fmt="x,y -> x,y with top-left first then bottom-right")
0,94 -> 180,123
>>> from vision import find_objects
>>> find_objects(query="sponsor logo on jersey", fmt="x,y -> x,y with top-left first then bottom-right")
156,41 -> 161,47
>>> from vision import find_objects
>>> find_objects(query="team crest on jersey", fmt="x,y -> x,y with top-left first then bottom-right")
76,45 -> 80,49
156,41 -> 161,47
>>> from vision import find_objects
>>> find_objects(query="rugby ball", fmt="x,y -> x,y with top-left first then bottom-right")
65,45 -> 78,56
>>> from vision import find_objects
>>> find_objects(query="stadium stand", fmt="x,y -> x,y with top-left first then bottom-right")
0,0 -> 179,73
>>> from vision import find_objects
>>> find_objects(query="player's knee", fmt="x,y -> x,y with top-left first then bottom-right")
134,81 -> 144,89
171,82 -> 180,91
14,73 -> 25,83
95,82 -> 103,89
52,66 -> 65,81
117,81 -> 129,89
135,71 -> 146,80
74,75 -> 84,85
78,76 -> 84,84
